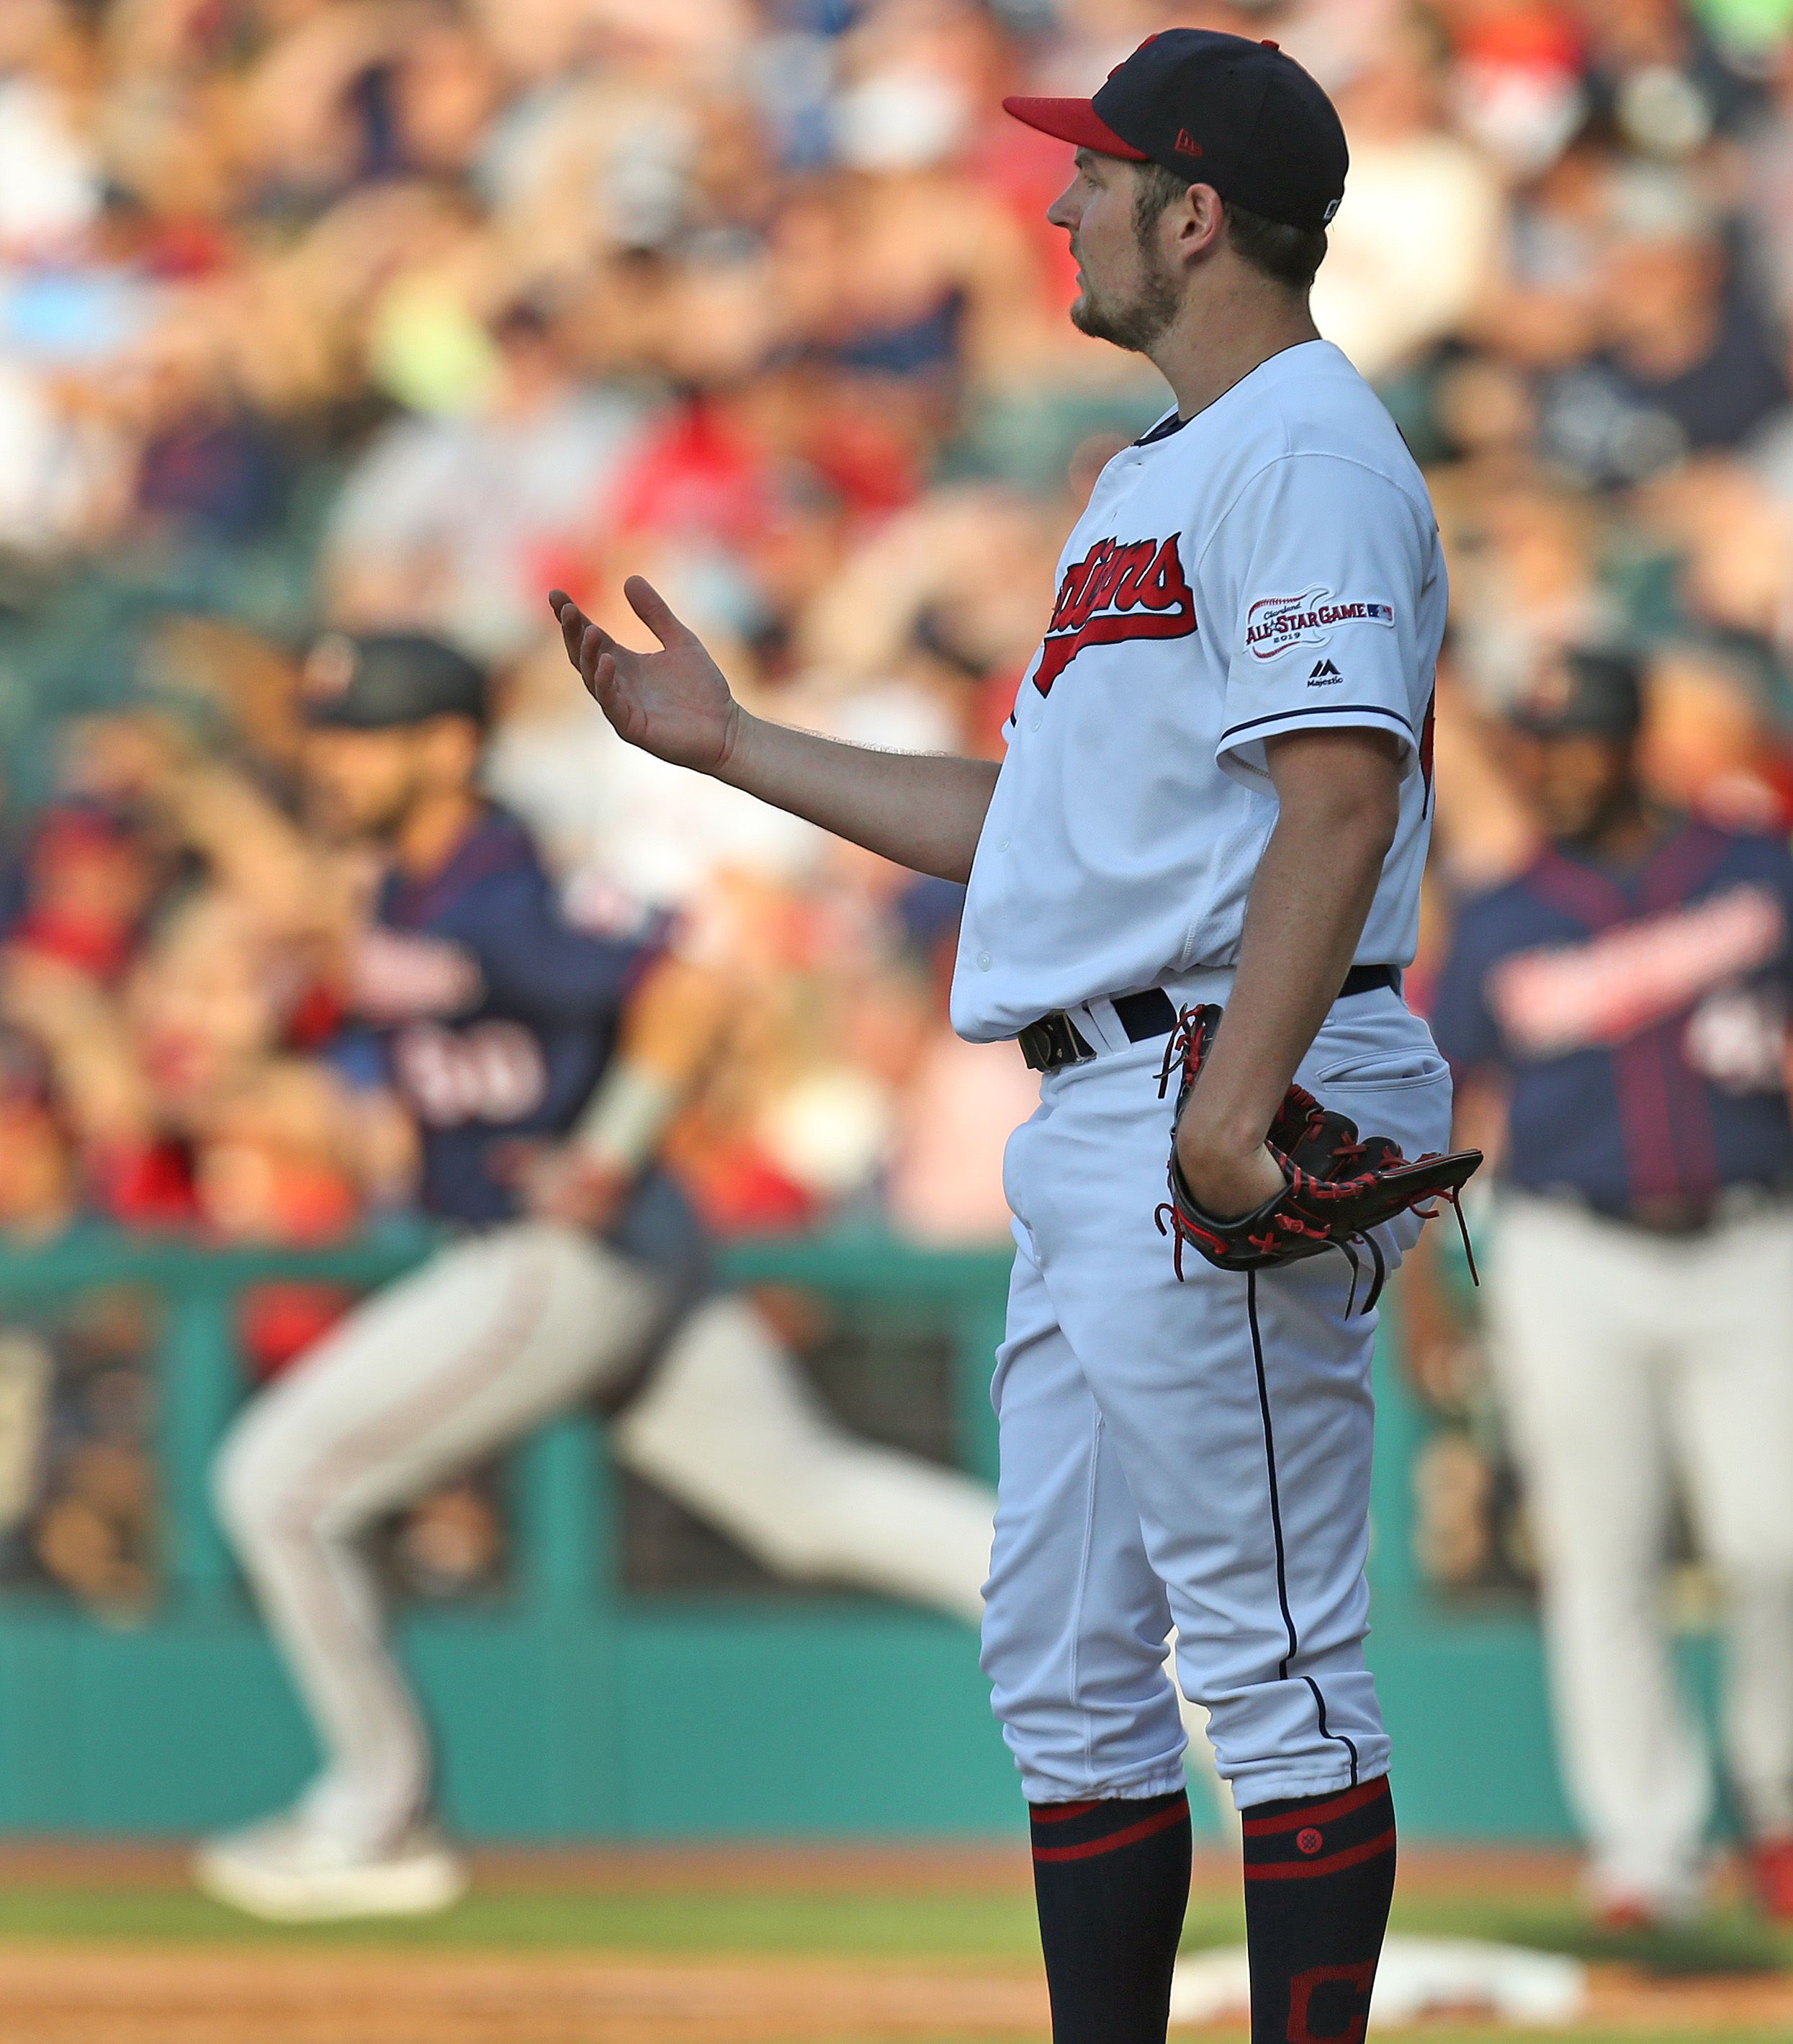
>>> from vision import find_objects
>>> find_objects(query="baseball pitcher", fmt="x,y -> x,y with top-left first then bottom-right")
550,32 -> 1478,2043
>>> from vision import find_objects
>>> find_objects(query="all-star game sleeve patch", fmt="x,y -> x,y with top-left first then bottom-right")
1244,588 -> 1396,662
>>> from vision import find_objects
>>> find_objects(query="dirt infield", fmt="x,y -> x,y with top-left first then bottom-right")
0,1942 -> 1791,2043
0,1945 -> 1045,2044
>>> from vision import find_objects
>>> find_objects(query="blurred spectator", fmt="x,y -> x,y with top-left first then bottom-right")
1537,171 -> 1788,484
0,1287 -> 158,1617
5,804 -> 163,983
2,880 -> 398,1242
1311,14 -> 1505,382
0,1043 -> 76,1242
323,296 -> 649,658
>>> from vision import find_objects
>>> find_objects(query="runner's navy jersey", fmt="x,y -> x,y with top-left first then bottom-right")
1430,817 -> 1793,1217
338,807 -> 666,1227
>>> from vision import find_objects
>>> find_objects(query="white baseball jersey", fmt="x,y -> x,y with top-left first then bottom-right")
951,339 -> 1447,1044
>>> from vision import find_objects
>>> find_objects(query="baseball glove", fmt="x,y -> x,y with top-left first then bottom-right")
1154,1003 -> 1482,1312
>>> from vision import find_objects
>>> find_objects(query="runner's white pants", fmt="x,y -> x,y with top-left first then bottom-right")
212,1219 -> 999,1851
981,981 -> 1452,1811
1488,1193 -> 1793,1909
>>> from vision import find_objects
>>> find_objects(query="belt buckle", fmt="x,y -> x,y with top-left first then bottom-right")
1018,1010 -> 1095,1072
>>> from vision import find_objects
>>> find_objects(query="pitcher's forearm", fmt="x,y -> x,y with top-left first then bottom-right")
1197,809 -> 1388,1145
1185,733 -> 1401,1157
718,712 -> 999,883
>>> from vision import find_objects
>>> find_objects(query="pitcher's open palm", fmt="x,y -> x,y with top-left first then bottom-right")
548,578 -> 740,776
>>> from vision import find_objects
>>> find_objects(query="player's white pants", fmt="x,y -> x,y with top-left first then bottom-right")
1488,1193 -> 1793,1911
212,1221 -> 1003,1850
981,982 -> 1452,1811
214,1222 -> 665,1850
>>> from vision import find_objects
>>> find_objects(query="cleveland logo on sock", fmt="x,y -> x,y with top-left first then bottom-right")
1287,1959 -> 1375,2044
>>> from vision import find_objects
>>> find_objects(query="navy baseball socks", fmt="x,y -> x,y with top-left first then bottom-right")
1028,1788 -> 1191,2042
1028,1776 -> 1396,2042
1241,1775 -> 1398,2043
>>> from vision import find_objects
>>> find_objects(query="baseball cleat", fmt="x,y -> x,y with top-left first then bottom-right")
194,1813 -> 469,1921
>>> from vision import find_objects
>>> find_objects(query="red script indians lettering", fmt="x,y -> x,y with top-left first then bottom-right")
1033,534 -> 1195,694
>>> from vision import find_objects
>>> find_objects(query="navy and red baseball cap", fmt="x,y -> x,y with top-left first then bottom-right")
1004,29 -> 1348,235
301,632 -> 488,730
1508,649 -> 1644,739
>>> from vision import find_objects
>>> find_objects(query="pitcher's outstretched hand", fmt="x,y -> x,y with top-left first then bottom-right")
548,578 -> 741,776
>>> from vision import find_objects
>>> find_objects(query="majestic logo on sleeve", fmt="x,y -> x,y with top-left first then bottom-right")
1246,586 -> 1394,661
1032,534 -> 1195,695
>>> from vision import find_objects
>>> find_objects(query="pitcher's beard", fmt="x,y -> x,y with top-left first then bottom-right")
1069,248 -> 1181,355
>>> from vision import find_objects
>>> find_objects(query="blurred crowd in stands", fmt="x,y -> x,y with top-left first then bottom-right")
3,0 -> 1793,1597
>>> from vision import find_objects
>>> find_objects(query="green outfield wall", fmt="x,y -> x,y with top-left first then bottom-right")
0,1228 -> 1718,1842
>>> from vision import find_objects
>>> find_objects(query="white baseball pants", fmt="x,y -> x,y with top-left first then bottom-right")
213,1219 -> 1000,1851
981,982 -> 1453,1811
1488,1193 -> 1793,1911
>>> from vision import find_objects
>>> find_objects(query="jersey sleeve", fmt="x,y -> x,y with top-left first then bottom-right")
1210,454 -> 1435,783
472,866 -> 666,1026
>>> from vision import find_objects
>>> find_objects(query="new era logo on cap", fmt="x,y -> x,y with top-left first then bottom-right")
1174,127 -> 1203,157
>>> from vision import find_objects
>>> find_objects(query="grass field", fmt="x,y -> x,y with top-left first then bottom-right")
0,1841 -> 1787,2041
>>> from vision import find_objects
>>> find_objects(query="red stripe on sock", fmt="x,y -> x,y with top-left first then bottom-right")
1031,1799 -> 1188,1864
1241,1778 -> 1389,1837
1028,1800 -> 1101,1826
1243,1828 -> 1396,1882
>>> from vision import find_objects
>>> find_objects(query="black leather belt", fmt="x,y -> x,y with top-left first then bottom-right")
1017,964 -> 1400,1073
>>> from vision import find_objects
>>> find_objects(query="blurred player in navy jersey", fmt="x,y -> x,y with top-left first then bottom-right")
1421,647 -> 1793,1927
197,633 -> 999,1921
